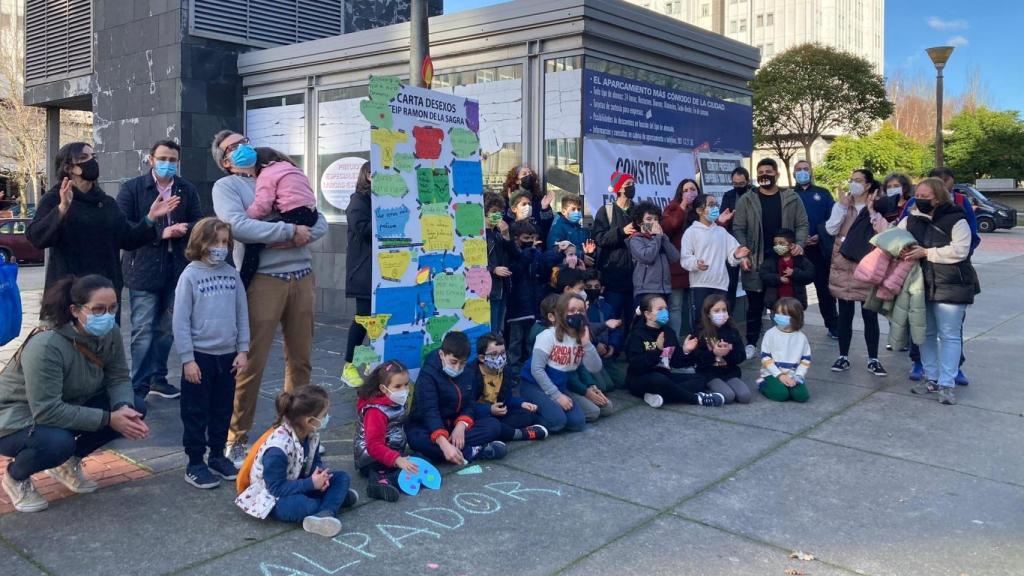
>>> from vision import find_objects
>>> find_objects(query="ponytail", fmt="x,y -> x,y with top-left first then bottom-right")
273,386 -> 329,427
631,294 -> 663,332
39,274 -> 114,326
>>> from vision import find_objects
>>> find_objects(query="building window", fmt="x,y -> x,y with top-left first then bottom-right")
766,12 -> 774,26
246,93 -> 306,170
739,18 -> 747,32
765,43 -> 774,56
544,56 -> 584,211
701,3 -> 710,17
730,19 -> 738,33
314,85 -> 370,223
756,14 -> 763,27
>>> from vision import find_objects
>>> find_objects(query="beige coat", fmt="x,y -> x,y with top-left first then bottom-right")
828,206 -> 873,302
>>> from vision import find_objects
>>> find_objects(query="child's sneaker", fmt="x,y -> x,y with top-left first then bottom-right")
938,387 -> 957,405
522,425 -> 549,441
46,456 -> 99,494
1,467 -> 48,512
910,380 -> 940,395
908,361 -> 924,381
830,357 -> 850,372
644,393 -> 664,408
368,476 -> 401,502
341,363 -> 364,388
208,456 -> 239,480
185,464 -> 221,489
696,392 -> 726,407
745,345 -> 757,360
867,359 -> 888,377
476,441 -> 508,460
343,488 -> 359,508
149,381 -> 181,399
303,511 -> 342,537
224,443 -> 248,468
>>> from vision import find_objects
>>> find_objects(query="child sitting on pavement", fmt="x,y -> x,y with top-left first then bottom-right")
354,361 -> 419,502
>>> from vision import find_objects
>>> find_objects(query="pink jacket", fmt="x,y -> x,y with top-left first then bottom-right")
247,161 -> 316,219
854,247 -> 916,301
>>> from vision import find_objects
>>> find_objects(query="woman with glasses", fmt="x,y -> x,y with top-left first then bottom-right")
27,142 -> 180,308
0,275 -> 150,513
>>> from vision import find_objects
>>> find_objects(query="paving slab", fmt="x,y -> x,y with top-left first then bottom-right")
0,547 -> 46,576
504,405 -> 789,509
563,515 -> 855,576
808,390 -> 1024,485
183,465 -> 655,576
677,438 -> 1024,576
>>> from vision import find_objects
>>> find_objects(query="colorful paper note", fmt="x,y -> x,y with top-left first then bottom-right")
377,251 -> 411,282
394,152 -> 415,173
354,314 -> 392,341
451,160 -> 483,196
463,238 -> 487,267
454,202 -> 485,237
369,75 -> 401,102
463,298 -> 490,325
464,100 -> 480,132
359,99 -> 392,129
371,129 -> 408,169
374,205 -> 411,238
418,253 -> 464,275
433,273 -> 467,310
449,127 -> 479,158
384,330 -> 426,371
465,267 -> 492,297
371,173 -> 408,197
352,345 -> 380,369
425,315 -> 459,344
417,167 -> 450,205
421,214 -> 455,252
412,126 -> 444,160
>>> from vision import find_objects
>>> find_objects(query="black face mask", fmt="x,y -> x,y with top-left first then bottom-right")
584,289 -> 601,303
520,175 -> 536,191
77,158 -> 100,182
915,199 -> 934,214
757,175 -> 776,189
732,185 -> 748,196
565,313 -> 585,331
622,184 -> 636,199
873,197 -> 889,213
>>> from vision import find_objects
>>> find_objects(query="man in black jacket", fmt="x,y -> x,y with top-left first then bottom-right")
722,167 -> 751,312
592,171 -> 636,326
117,140 -> 203,400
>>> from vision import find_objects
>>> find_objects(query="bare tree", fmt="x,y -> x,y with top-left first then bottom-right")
0,28 -> 46,214
888,66 -> 989,145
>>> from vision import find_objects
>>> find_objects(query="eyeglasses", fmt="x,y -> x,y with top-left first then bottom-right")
80,304 -> 118,316
223,137 -> 250,155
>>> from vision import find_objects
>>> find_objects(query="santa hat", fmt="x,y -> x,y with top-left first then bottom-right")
608,171 -> 634,194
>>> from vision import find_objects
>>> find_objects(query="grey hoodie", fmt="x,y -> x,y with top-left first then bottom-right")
627,233 -> 680,296
173,260 -> 250,363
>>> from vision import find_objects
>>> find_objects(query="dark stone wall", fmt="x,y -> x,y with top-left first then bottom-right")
345,0 -> 442,32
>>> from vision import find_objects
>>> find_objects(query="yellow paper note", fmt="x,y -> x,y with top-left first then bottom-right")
463,298 -> 491,326
371,129 -> 409,169
421,215 -> 455,253
463,238 -> 487,267
378,250 -> 412,281
354,314 -> 392,341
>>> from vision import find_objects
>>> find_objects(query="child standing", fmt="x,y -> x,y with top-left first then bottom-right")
485,193 -> 516,333
469,333 -> 548,442
239,147 -> 320,286
506,221 -> 543,382
625,294 -> 724,408
758,297 -> 812,403
680,194 -> 751,328
354,361 -> 419,502
405,332 -> 507,465
236,387 -> 356,537
546,195 -> 589,253
519,293 -> 604,433
627,201 -> 679,304
692,294 -> 751,404
758,228 -> 815,311
173,217 -> 249,489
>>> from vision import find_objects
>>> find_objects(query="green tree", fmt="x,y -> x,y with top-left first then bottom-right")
817,123 -> 931,190
752,43 -> 894,177
944,107 -> 1024,180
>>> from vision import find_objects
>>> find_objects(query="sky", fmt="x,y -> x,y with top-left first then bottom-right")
443,0 -> 1024,112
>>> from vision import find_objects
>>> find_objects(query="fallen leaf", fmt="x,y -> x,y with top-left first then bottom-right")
789,551 -> 815,561
784,569 -> 806,576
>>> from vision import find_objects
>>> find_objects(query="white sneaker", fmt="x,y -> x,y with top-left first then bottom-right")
644,393 -> 664,408
224,443 -> 248,468
745,345 -> 756,360
2,467 -> 48,512
303,513 -> 342,537
46,456 -> 98,494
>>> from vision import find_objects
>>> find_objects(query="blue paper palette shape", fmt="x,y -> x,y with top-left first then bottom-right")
397,457 -> 442,496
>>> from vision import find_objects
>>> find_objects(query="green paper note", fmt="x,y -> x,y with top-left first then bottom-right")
394,152 -> 415,173
421,202 -> 449,216
359,99 -> 393,129
449,127 -> 480,158
352,345 -> 380,369
369,75 -> 401,102
417,167 -> 450,205
426,315 -> 459,344
372,173 -> 408,198
433,273 -> 466,309
420,341 -> 442,363
454,202 -> 485,237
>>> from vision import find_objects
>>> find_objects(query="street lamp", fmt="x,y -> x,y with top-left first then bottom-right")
926,46 -> 954,167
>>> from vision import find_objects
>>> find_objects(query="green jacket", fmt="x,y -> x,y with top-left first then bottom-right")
0,324 -> 134,437
732,188 -> 810,292
864,228 -> 927,349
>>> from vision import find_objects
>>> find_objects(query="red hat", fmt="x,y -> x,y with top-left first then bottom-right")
609,171 -> 634,194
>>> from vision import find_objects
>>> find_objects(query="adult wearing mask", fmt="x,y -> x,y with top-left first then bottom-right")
792,160 -> 838,340
899,178 -> 979,405
502,165 -> 553,241
880,173 -> 914,224
592,171 -> 638,326
732,158 -> 809,358
117,139 -> 203,402
722,167 -> 752,312
662,179 -> 700,335
0,275 -> 149,513
27,142 -> 180,300
342,162 -> 372,388
825,169 -> 889,377
210,130 -> 329,466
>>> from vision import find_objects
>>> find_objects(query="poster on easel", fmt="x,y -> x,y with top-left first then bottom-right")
357,76 -> 489,378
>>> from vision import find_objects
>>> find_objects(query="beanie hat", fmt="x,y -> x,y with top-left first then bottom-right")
608,171 -> 634,194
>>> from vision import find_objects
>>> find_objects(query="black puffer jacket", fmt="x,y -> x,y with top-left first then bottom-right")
345,184 -> 372,299
592,201 -> 635,293
906,203 -> 980,304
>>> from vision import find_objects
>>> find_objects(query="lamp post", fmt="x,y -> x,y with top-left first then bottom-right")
410,0 -> 430,88
926,46 -> 954,167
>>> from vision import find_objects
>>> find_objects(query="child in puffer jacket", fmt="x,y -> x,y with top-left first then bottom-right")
627,201 -> 679,304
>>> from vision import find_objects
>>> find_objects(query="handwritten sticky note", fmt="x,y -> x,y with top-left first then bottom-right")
352,345 -> 380,369
359,99 -> 392,129
454,202 -> 485,237
354,314 -> 392,341
375,284 -> 431,325
463,238 -> 487,267
371,173 -> 408,198
371,129 -> 409,169
465,267 -> 492,297
394,152 -> 415,173
451,160 -> 483,196
414,282 -> 436,322
449,127 -> 480,158
369,75 -> 401,102
378,251 -> 411,282
418,253 -> 464,275
463,298 -> 490,326
421,214 -> 455,253
417,168 -> 450,205
412,126 -> 444,160
421,202 -> 449,217
433,273 -> 467,310
426,315 -> 459,344
464,100 -> 480,133
384,330 -> 425,371
374,205 -> 410,238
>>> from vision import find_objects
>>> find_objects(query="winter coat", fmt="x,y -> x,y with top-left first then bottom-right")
863,228 -> 927,350
503,186 -> 554,241
468,360 -> 525,409
236,422 -> 322,519
406,352 -> 477,443
903,203 -> 980,305
692,324 -> 747,380
487,227 -> 517,301
661,200 -> 691,289
354,396 -> 407,470
855,248 -> 915,301
627,233 -> 680,296
758,253 -> 815,309
828,206 -> 873,302
546,214 -> 589,254
731,188 -> 809,292
591,201 -> 636,293
117,174 -> 204,292
507,244 -> 543,320
345,187 -> 372,299
586,296 -> 623,351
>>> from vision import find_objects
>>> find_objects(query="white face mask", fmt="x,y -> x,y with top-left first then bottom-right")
887,186 -> 902,197
387,389 -> 409,406
518,204 -> 531,219
849,181 -> 865,196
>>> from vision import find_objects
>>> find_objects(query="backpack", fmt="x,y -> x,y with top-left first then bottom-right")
235,427 -> 276,494
0,255 -> 22,346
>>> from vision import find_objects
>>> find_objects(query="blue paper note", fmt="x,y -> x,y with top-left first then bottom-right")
375,283 -> 433,326
375,205 -> 411,238
384,330 -> 426,371
417,253 -> 465,276
451,160 -> 483,196
462,323 -> 492,358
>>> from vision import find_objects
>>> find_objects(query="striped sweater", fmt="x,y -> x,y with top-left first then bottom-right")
759,327 -> 811,383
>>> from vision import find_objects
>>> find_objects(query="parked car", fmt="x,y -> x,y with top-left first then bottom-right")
955,185 -> 1018,233
0,218 -> 44,264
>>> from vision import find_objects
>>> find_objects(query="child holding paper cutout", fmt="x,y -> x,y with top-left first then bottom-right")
354,361 -> 419,502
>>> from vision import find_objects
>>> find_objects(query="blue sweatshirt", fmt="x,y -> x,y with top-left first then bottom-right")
795,184 -> 835,238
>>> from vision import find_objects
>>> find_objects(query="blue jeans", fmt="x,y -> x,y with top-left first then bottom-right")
129,286 -> 176,394
490,297 -> 507,334
269,471 -> 351,523
668,288 -> 690,338
921,302 -> 967,389
519,366 -> 587,433
405,418 -> 502,463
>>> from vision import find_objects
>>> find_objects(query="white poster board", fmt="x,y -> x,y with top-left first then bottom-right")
581,138 -> 695,215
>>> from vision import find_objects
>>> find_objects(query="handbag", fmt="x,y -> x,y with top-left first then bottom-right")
0,255 -> 22,346
839,209 -> 875,262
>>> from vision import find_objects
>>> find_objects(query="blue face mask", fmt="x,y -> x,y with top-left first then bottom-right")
655,309 -> 670,326
566,211 -> 582,224
208,246 -> 228,263
706,207 -> 721,222
84,313 -> 116,337
443,364 -> 464,378
229,144 -> 257,168
154,160 -> 178,179
794,170 -> 811,185
773,313 -> 791,329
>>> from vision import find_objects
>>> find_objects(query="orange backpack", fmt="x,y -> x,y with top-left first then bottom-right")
235,427 -> 276,494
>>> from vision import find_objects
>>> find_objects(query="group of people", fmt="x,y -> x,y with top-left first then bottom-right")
0,131 -> 980,540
